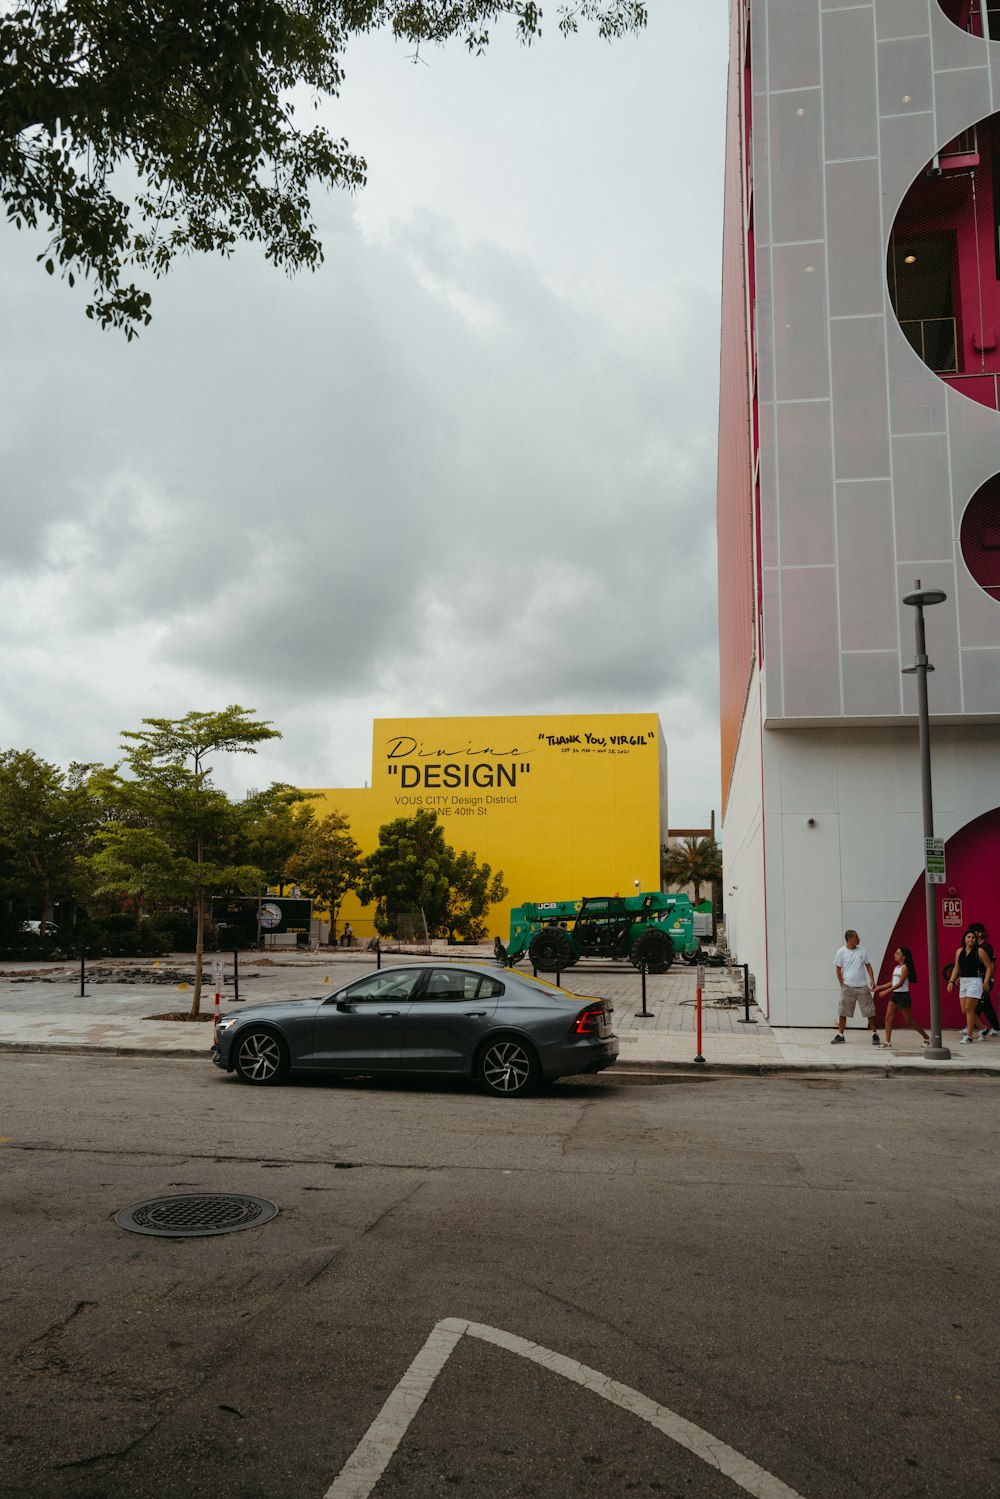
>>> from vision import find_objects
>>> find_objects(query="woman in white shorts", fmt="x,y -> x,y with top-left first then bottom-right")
947,929 -> 995,1044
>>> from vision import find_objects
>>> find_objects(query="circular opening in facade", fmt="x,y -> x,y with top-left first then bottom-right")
114,1193 -> 279,1238
935,2 -> 999,41
960,476 -> 1000,602
887,104 -> 1000,410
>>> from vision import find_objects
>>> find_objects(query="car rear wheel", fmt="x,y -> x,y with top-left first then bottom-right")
477,1037 -> 540,1097
233,1028 -> 289,1085
629,931 -> 674,974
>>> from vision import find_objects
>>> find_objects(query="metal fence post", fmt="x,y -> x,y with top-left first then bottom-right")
737,961 -> 756,1024
635,962 -> 653,1018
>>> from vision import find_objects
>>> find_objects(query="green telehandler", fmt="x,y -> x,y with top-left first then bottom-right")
502,891 -> 699,973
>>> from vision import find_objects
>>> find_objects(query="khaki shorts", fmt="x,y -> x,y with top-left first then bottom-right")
839,984 -> 875,1019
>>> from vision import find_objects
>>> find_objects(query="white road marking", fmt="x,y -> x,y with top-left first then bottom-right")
322,1317 -> 807,1499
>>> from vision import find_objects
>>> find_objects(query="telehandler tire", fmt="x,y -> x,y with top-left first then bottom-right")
528,926 -> 575,972
629,930 -> 674,974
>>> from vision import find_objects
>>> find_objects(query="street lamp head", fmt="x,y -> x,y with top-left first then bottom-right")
903,585 -> 947,609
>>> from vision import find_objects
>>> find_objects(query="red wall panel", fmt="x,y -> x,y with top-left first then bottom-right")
717,0 -> 757,815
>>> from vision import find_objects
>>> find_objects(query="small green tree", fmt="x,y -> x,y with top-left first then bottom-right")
0,750 -> 99,930
445,847 -> 508,942
85,707 -> 282,1016
661,835 -> 722,908
357,808 -> 506,940
286,809 -> 363,944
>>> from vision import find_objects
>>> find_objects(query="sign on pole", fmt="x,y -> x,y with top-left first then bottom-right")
925,837 -> 946,885
212,959 -> 225,993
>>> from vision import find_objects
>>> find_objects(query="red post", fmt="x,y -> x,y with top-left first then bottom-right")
212,958 -> 224,1043
694,962 -> 706,1064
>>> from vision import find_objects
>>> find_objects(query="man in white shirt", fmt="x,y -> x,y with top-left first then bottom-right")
832,929 -> 879,1045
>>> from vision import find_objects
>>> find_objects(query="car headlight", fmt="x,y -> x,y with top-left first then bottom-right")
215,1016 -> 240,1035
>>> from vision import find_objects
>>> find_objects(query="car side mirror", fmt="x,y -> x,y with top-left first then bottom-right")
335,998 -> 353,1013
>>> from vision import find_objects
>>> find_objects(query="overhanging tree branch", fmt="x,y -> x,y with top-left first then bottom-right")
1,0 -> 645,333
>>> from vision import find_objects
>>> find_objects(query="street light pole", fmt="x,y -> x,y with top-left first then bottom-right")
902,580 -> 950,1060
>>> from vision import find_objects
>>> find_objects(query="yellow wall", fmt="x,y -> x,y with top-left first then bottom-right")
309,713 -> 667,941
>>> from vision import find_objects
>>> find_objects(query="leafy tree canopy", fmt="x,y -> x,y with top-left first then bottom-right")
242,789 -> 318,889
357,806 -> 506,941
0,749 -> 99,930
1,1 -> 646,334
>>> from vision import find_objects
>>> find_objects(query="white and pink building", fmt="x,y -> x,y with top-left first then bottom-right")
718,0 -> 1000,1026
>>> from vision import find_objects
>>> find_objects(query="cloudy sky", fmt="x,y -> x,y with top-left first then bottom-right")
0,7 -> 728,827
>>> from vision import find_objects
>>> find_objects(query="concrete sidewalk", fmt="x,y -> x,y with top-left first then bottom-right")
1,948 -> 998,1076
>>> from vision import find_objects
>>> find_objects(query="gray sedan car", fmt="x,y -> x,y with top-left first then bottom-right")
211,963 -> 618,1096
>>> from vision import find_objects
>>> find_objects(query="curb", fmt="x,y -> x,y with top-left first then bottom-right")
611,1055 -> 1000,1078
3,1040 -> 1000,1079
0,1041 -> 208,1059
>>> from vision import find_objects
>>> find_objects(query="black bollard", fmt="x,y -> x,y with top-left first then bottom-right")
635,961 -> 653,1018
737,961 -> 756,1024
376,939 -> 382,970
555,951 -> 561,988
79,951 -> 86,998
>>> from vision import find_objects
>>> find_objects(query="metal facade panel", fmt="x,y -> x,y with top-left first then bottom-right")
749,0 -> 1000,725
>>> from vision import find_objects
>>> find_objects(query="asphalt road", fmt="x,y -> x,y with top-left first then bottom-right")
2,1055 -> 1000,1498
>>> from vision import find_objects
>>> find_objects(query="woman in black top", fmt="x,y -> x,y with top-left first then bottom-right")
947,929 -> 995,1044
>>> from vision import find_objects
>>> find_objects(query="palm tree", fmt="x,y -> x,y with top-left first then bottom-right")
661,836 -> 722,907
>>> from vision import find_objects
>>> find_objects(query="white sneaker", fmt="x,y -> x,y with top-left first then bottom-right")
960,1034 -> 974,1044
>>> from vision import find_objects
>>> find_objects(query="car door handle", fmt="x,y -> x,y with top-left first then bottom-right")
377,1010 -> 400,1018
464,1010 -> 487,1018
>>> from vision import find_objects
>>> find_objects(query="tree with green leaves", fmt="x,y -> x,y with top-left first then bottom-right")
661,835 -> 722,909
241,788 -> 317,889
286,808 -> 362,944
357,807 -> 506,941
445,845 -> 509,941
1,1 -> 646,334
84,706 -> 282,1016
0,749 -> 99,931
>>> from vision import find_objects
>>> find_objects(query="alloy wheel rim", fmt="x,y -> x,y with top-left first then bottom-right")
484,1042 -> 529,1092
239,1033 -> 280,1079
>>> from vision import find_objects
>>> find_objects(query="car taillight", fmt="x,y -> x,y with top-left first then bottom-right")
574,1006 -> 604,1035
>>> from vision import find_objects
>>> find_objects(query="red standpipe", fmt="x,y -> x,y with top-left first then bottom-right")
694,963 -> 706,1064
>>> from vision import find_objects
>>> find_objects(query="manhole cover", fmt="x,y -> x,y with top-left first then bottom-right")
114,1193 -> 279,1238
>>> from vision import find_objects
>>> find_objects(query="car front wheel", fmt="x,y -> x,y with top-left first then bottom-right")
477,1037 -> 539,1097
233,1028 -> 289,1085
